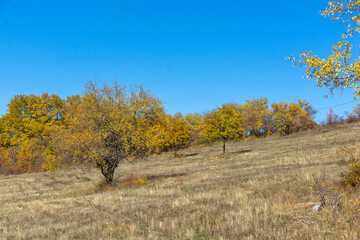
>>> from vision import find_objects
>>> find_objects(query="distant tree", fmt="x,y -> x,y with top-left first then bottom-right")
288,0 -> 360,97
0,93 -> 64,146
204,104 -> 244,155
184,113 -> 204,144
326,108 -> 343,125
163,113 -> 190,157
240,97 -> 272,136
272,102 -> 292,136
353,104 -> 360,118
272,100 -> 316,135
289,100 -> 317,132
51,81 -> 166,184
344,110 -> 357,123
0,93 -> 65,171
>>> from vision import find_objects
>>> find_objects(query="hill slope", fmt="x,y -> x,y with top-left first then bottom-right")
1,122 -> 360,239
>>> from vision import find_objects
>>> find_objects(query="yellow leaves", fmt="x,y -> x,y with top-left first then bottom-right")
183,113 -> 205,144
272,100 -> 316,135
0,93 -> 65,146
122,174 -> 148,186
240,97 -> 271,136
53,80 -> 168,182
291,1 -> 360,97
290,39 -> 360,97
15,138 -> 45,172
0,93 -> 67,172
163,113 -> 190,156
204,104 -> 244,143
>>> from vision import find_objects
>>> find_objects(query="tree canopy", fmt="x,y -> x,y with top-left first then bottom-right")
289,0 -> 360,97
52,81 -> 167,183
204,104 -> 245,155
163,113 -> 190,157
0,83 -> 318,178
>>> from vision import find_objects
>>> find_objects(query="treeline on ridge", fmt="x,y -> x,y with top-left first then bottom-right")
0,81 -> 321,182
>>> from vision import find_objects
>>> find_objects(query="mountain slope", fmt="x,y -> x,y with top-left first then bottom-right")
1,122 -> 359,239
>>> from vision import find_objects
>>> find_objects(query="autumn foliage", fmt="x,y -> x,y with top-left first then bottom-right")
184,113 -> 204,145
204,104 -> 245,155
0,80 -> 319,180
289,0 -> 360,98
239,97 -> 272,136
0,93 -> 65,173
163,113 -> 190,157
50,81 -> 167,183
272,100 -> 317,135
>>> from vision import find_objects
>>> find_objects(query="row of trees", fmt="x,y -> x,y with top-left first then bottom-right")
0,81 -> 318,182
5,80 -> 360,183
187,98 -> 317,154
0,81 -> 189,183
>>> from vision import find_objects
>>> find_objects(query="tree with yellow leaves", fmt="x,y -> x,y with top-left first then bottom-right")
0,93 -> 65,172
184,112 -> 204,144
288,0 -> 360,97
204,104 -> 244,155
272,100 -> 317,135
51,81 -> 167,184
0,93 -> 65,146
240,97 -> 272,136
163,113 -> 190,157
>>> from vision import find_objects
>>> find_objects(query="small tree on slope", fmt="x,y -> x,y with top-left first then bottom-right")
204,104 -> 244,155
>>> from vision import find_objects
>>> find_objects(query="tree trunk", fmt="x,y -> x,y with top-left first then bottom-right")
105,171 -> 114,184
97,158 -> 118,185
223,140 -> 226,155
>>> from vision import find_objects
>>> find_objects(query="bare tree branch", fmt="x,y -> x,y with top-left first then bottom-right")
312,175 -> 342,220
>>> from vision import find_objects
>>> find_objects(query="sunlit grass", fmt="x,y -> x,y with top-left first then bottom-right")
0,122 -> 360,239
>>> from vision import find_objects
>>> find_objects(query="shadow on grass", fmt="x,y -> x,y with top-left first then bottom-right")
147,172 -> 188,180
185,153 -> 199,157
232,149 -> 252,154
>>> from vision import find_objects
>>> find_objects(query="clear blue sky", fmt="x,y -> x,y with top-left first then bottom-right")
0,0 -> 359,122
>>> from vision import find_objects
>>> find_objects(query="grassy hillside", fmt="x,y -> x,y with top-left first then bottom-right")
1,122 -> 360,239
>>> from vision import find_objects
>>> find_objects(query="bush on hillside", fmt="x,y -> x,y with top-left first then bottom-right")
345,161 -> 360,188
338,147 -> 360,188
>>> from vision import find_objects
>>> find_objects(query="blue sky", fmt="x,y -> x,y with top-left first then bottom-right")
0,0 -> 359,122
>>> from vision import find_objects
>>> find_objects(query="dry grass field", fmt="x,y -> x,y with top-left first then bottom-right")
1,122 -> 360,239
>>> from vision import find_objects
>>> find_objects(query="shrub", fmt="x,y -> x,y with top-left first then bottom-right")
326,108 -> 343,125
344,111 -> 358,123
353,104 -> 360,119
338,147 -> 360,188
345,161 -> 360,188
122,174 -> 148,186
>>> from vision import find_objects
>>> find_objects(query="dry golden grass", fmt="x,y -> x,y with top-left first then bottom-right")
1,122 -> 360,239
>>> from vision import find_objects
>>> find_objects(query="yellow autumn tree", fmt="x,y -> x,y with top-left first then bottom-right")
288,0 -> 360,97
184,112 -> 205,144
51,80 -> 167,184
204,104 -> 244,155
0,93 -> 65,172
240,97 -> 272,136
163,113 -> 190,157
272,100 -> 316,136
290,100 -> 317,132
